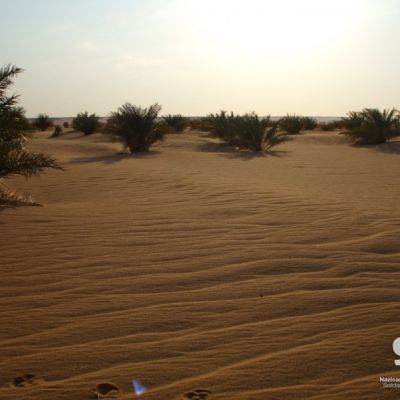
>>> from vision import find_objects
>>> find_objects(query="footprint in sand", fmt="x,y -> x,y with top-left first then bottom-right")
12,374 -> 40,387
92,382 -> 120,398
182,389 -> 211,400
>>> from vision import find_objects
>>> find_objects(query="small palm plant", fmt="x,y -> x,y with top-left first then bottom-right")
279,114 -> 303,134
107,103 -> 164,153
302,117 -> 317,130
345,108 -> 400,144
319,122 -> 334,131
188,117 -> 212,132
319,120 -> 342,131
162,114 -> 187,133
341,111 -> 365,130
232,113 -> 288,152
208,111 -> 288,153
72,111 -> 100,135
207,111 -> 237,142
34,113 -> 52,131
0,64 -> 62,206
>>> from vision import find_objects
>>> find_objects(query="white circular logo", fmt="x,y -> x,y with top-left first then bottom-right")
393,337 -> 400,366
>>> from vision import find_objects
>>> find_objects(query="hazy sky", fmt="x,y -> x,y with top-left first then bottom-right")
1,0 -> 399,117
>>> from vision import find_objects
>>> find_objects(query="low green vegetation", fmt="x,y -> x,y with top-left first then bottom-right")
188,117 -> 212,132
344,108 -> 400,144
318,120 -> 342,131
106,103 -> 164,153
2,63 -> 398,210
72,111 -> 100,135
34,113 -> 52,131
279,114 -> 302,134
162,114 -> 188,133
302,117 -> 317,130
208,111 -> 288,153
341,111 -> 365,130
207,111 -> 235,140
0,64 -> 62,206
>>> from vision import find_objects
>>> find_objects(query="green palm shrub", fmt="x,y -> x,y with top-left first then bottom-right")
162,114 -> 187,132
345,108 -> 400,144
333,120 -> 343,129
188,117 -> 212,132
318,120 -> 342,131
232,113 -> 288,152
341,111 -> 365,130
207,111 -> 236,142
318,122 -> 334,131
3,106 -> 30,132
279,114 -> 303,134
0,64 -> 62,206
107,103 -> 164,153
208,111 -> 288,153
72,111 -> 100,135
34,113 -> 52,131
302,117 -> 317,130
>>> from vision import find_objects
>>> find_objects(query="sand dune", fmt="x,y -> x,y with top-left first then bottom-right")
0,130 -> 399,400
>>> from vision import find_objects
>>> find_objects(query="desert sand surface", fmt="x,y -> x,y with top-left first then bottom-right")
0,130 -> 400,400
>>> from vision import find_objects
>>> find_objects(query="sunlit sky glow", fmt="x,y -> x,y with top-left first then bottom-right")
1,0 -> 399,117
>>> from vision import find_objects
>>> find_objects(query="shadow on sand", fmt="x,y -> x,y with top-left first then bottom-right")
364,141 -> 400,154
69,151 -> 160,164
197,141 -> 290,160
0,203 -> 17,211
49,131 -> 117,144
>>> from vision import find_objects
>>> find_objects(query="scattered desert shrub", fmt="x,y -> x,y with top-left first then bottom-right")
341,111 -> 365,130
233,114 -> 288,152
34,113 -> 52,131
334,120 -> 343,129
50,125 -> 62,138
318,122 -> 334,131
162,114 -> 188,132
63,121 -> 69,128
208,111 -> 288,153
207,111 -> 236,141
279,114 -> 303,134
72,111 -> 100,135
302,117 -> 317,130
107,103 -> 164,153
318,120 -> 342,131
0,64 -> 62,206
188,117 -> 213,132
344,108 -> 400,144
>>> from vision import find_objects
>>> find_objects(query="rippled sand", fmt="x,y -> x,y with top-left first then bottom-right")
1,130 -> 399,400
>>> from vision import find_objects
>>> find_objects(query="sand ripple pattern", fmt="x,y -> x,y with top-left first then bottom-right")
0,132 -> 399,399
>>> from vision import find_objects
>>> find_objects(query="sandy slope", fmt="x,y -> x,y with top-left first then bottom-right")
0,130 -> 399,400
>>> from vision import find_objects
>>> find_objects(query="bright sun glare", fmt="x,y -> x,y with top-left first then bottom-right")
188,0 -> 360,57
